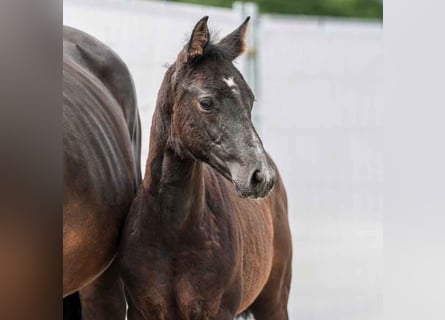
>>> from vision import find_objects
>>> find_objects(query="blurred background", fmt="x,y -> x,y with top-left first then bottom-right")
63,0 -> 382,319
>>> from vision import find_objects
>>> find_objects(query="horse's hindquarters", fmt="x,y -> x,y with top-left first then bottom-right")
63,47 -> 140,295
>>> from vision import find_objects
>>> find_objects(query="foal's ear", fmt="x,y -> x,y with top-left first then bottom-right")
218,17 -> 250,61
185,16 -> 210,62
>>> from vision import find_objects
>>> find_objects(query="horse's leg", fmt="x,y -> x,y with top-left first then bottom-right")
63,292 -> 82,320
126,306 -> 145,320
78,260 -> 126,320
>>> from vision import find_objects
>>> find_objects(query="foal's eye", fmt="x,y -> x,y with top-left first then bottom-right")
198,98 -> 214,112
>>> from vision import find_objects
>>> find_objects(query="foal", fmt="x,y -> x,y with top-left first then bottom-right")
120,17 -> 292,320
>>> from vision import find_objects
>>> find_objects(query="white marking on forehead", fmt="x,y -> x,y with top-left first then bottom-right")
223,76 -> 237,88
223,76 -> 240,95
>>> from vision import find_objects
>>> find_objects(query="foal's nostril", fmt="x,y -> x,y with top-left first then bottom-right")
251,169 -> 264,186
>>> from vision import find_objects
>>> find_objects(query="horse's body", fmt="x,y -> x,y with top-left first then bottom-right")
120,17 -> 292,320
63,26 -> 141,319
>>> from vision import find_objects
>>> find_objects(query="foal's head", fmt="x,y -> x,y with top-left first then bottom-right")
167,16 -> 276,199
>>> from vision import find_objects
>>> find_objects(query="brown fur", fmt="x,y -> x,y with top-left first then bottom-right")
63,26 -> 141,319
119,17 -> 292,320
187,17 -> 210,60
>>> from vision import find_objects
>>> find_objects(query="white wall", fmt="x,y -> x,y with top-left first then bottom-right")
64,1 -> 382,319
258,16 -> 382,320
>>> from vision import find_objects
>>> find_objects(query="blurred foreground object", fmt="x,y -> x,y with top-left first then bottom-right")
0,0 -> 61,319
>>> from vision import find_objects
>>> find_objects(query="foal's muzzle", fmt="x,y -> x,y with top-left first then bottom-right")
231,159 -> 277,199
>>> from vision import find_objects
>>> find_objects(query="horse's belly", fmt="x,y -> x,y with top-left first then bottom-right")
63,200 -> 122,296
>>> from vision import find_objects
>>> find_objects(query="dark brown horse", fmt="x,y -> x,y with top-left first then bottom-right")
119,17 -> 292,319
63,26 -> 141,319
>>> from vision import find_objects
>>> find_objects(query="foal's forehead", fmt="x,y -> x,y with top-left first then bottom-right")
192,65 -> 252,95
193,63 -> 236,81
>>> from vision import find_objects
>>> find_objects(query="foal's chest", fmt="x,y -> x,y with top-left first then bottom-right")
153,232 -> 240,318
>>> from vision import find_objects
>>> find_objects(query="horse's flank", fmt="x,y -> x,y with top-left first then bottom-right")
63,26 -> 141,319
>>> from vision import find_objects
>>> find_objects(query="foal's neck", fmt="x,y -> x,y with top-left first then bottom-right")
142,69 -> 206,235
158,150 -> 205,231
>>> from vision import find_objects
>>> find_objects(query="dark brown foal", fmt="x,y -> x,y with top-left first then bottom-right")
120,17 -> 292,320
